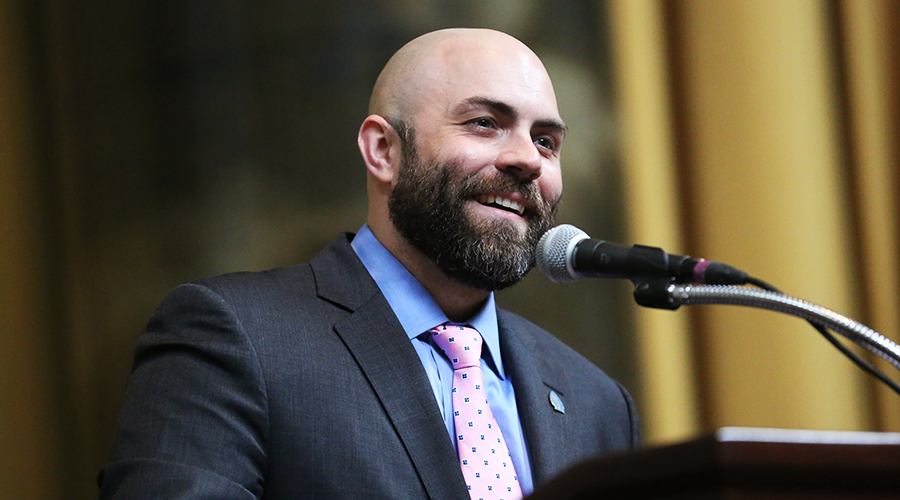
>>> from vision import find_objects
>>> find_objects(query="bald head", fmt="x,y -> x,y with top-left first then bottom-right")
368,28 -> 558,126
357,28 -> 565,306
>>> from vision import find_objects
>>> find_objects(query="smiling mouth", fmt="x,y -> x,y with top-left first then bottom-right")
475,194 -> 525,216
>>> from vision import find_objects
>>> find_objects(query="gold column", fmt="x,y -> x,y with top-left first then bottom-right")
839,0 -> 900,431
607,0 -> 702,444
673,0 -> 872,429
0,3 -> 63,499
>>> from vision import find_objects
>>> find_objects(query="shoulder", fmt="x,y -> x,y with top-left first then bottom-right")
145,233 -> 365,343
169,232 -> 362,312
191,263 -> 315,303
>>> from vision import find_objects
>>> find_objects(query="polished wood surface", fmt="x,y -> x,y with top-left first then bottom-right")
528,428 -> 900,499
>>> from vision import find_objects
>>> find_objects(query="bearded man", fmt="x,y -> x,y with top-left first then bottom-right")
98,28 -> 639,500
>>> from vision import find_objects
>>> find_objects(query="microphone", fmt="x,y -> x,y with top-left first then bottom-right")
536,224 -> 749,285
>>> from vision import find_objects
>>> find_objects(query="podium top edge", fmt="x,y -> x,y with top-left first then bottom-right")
716,426 -> 900,445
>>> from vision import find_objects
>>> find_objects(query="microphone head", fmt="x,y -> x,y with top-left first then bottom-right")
536,224 -> 589,284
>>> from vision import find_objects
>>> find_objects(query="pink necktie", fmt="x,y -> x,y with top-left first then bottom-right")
430,324 -> 523,500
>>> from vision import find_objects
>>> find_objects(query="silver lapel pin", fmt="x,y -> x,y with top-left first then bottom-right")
549,390 -> 565,414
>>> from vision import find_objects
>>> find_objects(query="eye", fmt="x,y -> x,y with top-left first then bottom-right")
534,136 -> 558,152
468,117 -> 497,129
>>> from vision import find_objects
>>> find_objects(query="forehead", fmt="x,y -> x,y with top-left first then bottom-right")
415,42 -> 561,123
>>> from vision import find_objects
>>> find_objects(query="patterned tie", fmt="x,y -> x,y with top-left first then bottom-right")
430,324 -> 522,500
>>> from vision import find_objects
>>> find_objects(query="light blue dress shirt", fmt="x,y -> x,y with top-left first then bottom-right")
351,224 -> 534,495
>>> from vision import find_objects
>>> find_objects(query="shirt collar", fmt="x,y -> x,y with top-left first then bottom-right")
351,224 -> 506,379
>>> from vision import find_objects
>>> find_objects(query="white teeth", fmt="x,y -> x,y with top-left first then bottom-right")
476,194 -> 525,215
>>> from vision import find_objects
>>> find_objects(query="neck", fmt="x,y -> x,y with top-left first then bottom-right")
368,217 -> 490,322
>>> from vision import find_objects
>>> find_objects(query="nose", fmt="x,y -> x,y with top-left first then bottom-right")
495,131 -> 542,182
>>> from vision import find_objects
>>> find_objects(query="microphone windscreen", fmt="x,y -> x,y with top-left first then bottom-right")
536,224 -> 588,284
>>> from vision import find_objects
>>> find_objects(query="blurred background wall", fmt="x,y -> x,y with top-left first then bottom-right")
1,1 -> 898,499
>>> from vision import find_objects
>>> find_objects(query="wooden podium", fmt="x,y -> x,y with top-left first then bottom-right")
527,427 -> 900,499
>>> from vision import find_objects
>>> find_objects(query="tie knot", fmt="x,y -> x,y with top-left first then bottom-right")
429,324 -> 483,369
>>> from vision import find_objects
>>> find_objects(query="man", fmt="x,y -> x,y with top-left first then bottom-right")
98,28 -> 639,499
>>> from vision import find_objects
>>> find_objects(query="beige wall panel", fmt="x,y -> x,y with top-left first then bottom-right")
677,0 -> 871,429
840,0 -> 900,431
607,0 -> 701,444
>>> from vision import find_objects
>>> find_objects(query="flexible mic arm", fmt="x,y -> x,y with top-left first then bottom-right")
536,224 -> 900,395
634,280 -> 900,372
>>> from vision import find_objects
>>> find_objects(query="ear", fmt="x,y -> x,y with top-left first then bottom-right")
357,114 -> 401,184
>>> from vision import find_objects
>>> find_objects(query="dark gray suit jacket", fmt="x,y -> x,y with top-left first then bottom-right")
98,233 -> 639,499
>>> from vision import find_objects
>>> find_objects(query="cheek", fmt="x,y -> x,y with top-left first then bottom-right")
540,165 -> 563,202
446,148 -> 493,173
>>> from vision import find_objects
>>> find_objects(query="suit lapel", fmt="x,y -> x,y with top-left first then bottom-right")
311,235 -> 467,500
498,311 -> 573,487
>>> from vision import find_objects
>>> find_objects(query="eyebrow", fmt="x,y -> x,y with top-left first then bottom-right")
454,96 -> 568,138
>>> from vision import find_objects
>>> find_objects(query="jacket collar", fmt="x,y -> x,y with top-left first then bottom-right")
310,234 -> 469,499
498,310 -> 573,487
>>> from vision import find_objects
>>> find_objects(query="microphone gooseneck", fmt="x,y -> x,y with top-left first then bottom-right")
535,224 -> 900,398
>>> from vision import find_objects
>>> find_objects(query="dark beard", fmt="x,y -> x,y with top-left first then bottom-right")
388,131 -> 559,291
